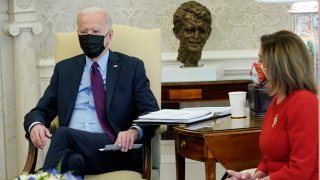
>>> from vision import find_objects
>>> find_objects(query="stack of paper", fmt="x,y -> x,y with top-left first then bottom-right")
134,109 -> 213,124
182,107 -> 231,117
134,107 -> 230,125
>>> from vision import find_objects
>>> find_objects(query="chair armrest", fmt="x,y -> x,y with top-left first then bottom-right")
156,125 -> 167,134
22,118 -> 58,174
22,133 -> 38,174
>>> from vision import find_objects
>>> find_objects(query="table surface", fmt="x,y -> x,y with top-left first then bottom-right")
180,113 -> 263,132
173,114 -> 263,180
160,79 -> 253,139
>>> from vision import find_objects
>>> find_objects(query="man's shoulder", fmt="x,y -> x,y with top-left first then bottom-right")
56,54 -> 85,66
111,51 -> 141,63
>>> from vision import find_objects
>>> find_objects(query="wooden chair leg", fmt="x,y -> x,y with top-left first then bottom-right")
142,143 -> 151,180
22,134 -> 38,174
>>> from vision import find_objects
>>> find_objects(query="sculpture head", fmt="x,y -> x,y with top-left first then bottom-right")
173,1 -> 212,67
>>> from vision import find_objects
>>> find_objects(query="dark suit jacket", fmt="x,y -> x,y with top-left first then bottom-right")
24,50 -> 159,142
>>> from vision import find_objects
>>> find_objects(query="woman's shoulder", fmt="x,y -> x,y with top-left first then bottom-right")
291,89 -> 316,97
288,89 -> 318,104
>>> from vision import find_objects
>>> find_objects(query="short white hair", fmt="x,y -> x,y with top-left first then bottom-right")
77,7 -> 112,29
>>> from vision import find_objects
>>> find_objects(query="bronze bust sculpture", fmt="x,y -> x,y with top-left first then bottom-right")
173,1 -> 212,67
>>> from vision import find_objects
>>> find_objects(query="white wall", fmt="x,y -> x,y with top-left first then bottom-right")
0,0 -> 18,179
34,0 -> 291,60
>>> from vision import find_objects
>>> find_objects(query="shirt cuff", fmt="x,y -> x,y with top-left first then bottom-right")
28,122 -> 43,133
130,125 -> 143,140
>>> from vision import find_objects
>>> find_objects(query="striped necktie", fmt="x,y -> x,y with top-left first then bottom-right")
91,62 -> 116,142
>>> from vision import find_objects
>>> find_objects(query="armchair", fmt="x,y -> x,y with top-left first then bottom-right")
23,24 -> 166,180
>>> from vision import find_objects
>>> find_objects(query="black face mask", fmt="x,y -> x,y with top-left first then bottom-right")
78,34 -> 106,58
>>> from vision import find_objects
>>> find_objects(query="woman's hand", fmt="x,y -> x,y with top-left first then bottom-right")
226,170 -> 268,180
226,170 -> 254,180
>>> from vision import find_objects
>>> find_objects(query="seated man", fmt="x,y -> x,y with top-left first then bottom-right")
24,6 -> 159,176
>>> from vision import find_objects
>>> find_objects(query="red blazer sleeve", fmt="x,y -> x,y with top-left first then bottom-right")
256,158 -> 269,174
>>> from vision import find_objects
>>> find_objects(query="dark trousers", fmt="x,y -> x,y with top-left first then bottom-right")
43,127 -> 142,176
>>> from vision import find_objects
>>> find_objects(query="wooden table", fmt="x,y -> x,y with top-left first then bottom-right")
173,115 -> 263,180
161,79 -> 251,109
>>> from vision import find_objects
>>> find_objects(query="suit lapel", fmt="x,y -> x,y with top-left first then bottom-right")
106,51 -> 122,112
65,56 -> 86,123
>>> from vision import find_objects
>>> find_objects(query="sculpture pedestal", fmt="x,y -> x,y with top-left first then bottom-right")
161,63 -> 223,82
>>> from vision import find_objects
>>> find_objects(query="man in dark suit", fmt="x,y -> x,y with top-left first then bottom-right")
24,7 -> 159,176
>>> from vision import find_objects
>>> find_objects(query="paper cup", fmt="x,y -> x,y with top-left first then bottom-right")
228,91 -> 247,118
231,118 -> 246,129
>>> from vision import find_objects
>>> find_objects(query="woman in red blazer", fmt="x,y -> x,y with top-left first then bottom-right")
227,30 -> 318,180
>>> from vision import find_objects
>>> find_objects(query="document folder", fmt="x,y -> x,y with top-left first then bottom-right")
134,107 -> 231,125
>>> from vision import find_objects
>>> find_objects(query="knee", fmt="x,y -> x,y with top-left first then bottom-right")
66,153 -> 85,165
50,127 -> 76,147
63,153 -> 85,175
52,127 -> 71,140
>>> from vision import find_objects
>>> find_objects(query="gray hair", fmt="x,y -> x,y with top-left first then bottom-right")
77,7 -> 112,29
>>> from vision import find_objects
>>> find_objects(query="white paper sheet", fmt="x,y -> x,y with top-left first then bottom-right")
134,112 -> 214,124
134,107 -> 231,125
138,109 -> 211,120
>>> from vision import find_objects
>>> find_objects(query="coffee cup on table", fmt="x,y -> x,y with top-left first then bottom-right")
228,91 -> 247,118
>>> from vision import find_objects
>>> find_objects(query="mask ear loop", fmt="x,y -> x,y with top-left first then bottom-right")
104,31 -> 110,38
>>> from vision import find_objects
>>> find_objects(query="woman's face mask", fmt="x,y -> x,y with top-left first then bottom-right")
78,34 -> 106,58
250,61 -> 267,87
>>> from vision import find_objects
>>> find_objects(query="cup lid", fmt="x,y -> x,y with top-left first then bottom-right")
228,91 -> 247,95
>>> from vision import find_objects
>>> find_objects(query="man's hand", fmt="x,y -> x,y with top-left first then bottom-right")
115,128 -> 139,152
30,124 -> 52,149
